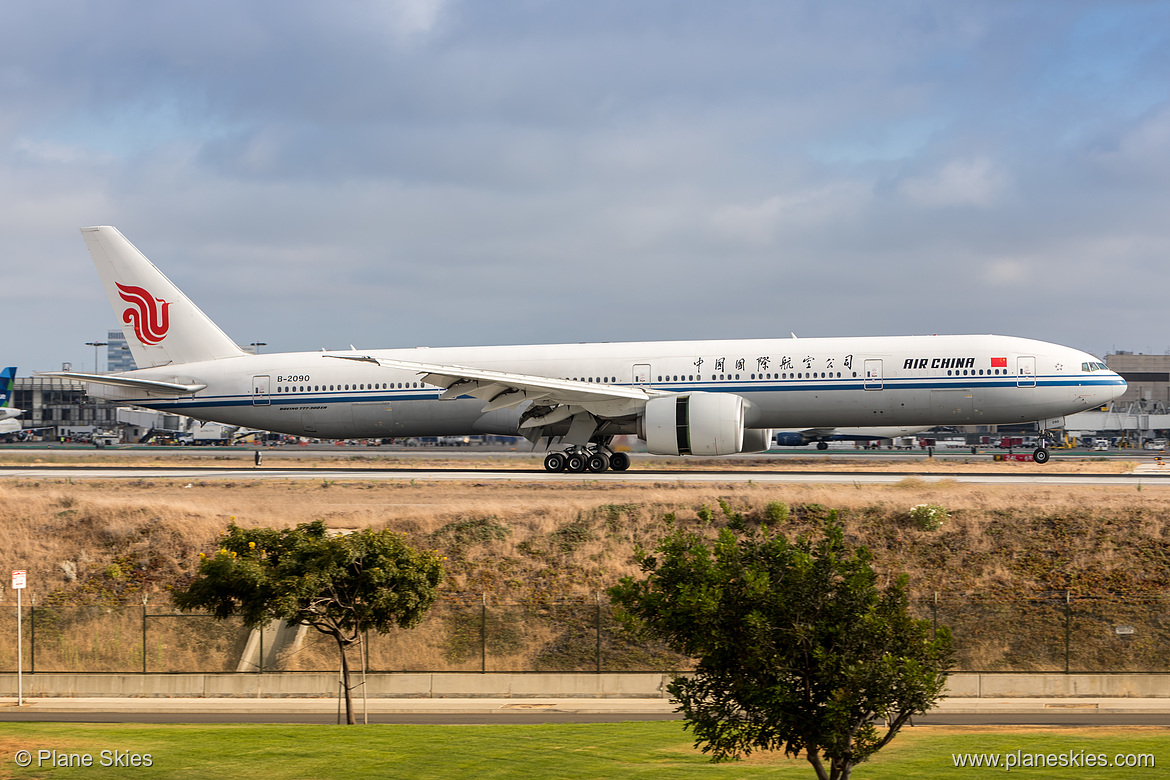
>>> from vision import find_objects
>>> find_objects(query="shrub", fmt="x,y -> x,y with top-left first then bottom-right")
909,504 -> 949,531
764,500 -> 789,524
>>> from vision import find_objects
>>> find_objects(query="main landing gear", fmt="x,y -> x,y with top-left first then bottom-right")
543,447 -> 631,473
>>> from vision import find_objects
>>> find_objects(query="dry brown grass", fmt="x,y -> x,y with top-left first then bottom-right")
2,465 -> 1169,673
2,475 -> 1168,603
0,447 -> 1142,473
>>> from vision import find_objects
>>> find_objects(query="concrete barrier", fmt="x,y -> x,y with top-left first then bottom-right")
2,672 -> 1169,699
947,673 -> 1170,699
0,672 -> 675,699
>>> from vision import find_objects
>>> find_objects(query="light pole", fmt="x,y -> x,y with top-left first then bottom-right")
249,342 -> 267,354
85,341 -> 108,373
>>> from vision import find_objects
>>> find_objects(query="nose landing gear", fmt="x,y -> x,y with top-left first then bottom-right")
1033,429 -> 1056,464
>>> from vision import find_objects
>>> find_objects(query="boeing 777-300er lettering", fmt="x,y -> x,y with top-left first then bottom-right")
42,227 -> 1127,471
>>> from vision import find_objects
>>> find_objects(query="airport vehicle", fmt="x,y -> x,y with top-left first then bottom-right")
0,367 -> 24,434
44,227 -> 1127,471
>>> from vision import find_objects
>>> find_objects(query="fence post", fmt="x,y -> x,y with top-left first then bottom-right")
141,597 -> 148,675
1064,590 -> 1071,674
29,597 -> 35,675
480,593 -> 487,674
932,591 -> 938,635
596,593 -> 602,674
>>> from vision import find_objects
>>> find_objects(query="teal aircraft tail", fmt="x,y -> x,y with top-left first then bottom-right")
0,367 -> 14,408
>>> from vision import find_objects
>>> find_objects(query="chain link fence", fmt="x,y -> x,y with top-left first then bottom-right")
1,594 -> 1168,674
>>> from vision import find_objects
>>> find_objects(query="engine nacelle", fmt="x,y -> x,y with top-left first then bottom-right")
742,428 -> 773,454
640,392 -> 745,456
772,431 -> 808,447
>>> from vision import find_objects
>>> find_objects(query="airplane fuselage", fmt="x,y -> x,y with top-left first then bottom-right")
84,334 -> 1124,441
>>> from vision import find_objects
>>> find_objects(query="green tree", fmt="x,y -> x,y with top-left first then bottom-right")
609,514 -> 952,780
173,520 -> 444,724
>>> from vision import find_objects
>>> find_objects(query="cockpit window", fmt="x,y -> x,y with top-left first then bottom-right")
1081,362 -> 1109,372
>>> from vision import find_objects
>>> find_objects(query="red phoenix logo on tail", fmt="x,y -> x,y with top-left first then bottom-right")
117,283 -> 171,345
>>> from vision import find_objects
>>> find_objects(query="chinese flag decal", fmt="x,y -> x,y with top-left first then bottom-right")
991,357 -> 1008,367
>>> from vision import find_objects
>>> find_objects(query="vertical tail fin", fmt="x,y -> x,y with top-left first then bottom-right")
0,367 -> 15,408
81,227 -> 245,368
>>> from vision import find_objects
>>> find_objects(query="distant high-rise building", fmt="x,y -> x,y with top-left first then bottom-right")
106,329 -> 136,372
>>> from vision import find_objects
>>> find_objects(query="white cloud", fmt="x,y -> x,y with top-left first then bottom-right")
709,182 -> 871,247
13,138 -> 115,166
983,257 -> 1029,286
897,157 -> 1009,208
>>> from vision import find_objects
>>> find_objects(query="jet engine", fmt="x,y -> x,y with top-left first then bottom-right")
741,428 -> 773,453
772,431 -> 808,447
639,392 -> 745,456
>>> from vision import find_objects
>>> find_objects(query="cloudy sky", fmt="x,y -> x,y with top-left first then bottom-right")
3,1 -> 1169,373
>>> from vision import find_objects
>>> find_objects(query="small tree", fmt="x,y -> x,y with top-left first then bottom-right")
609,514 -> 952,780
173,520 -> 443,724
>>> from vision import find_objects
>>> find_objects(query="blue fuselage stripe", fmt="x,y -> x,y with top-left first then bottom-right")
124,374 -> 1124,412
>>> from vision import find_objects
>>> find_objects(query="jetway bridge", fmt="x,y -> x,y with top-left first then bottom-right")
1065,401 -> 1170,443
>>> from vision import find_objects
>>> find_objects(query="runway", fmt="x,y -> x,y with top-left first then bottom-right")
1,463 -> 1168,486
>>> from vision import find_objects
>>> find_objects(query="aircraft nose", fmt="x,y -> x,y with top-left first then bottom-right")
1108,370 -> 1127,402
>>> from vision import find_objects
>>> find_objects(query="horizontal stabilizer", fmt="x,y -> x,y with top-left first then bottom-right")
37,371 -> 206,396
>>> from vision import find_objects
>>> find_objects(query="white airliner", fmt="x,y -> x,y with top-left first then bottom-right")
44,227 -> 1126,471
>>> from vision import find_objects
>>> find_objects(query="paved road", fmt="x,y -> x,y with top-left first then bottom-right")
4,697 -> 1170,726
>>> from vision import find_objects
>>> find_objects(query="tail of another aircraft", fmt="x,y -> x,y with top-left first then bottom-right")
81,227 -> 245,369
0,367 -> 15,408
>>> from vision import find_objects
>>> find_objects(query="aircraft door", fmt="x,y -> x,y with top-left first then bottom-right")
863,359 -> 883,390
252,375 -> 271,406
633,364 -> 651,386
1017,356 -> 1036,388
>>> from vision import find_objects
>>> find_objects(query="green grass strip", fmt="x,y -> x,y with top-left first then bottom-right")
0,722 -> 1164,778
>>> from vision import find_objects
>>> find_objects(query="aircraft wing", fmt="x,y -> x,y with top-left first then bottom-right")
36,371 -> 207,397
325,354 -> 663,432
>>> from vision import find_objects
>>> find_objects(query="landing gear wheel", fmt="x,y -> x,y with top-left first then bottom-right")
586,452 -> 610,473
544,452 -> 566,472
1033,447 -> 1050,464
608,451 -> 631,471
816,441 -> 829,450
565,452 -> 588,473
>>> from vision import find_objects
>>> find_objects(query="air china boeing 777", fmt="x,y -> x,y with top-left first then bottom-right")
45,226 -> 1126,471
